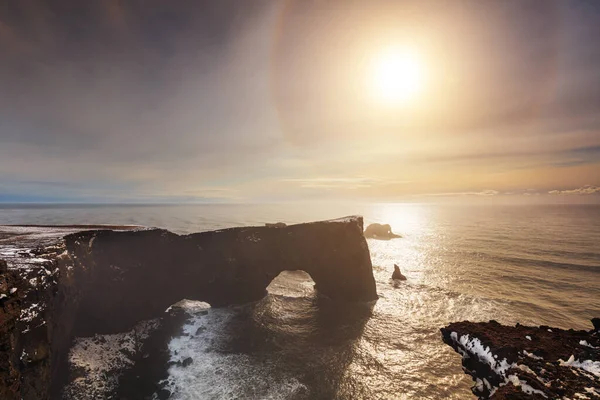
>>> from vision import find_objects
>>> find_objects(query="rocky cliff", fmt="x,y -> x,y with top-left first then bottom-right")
441,319 -> 600,399
0,216 -> 377,399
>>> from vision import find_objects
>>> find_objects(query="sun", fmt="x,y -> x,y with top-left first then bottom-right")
369,47 -> 425,105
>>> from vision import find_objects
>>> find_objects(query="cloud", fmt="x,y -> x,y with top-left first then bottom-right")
281,177 -> 411,189
548,185 -> 600,195
424,189 -> 500,197
2,1 -> 600,203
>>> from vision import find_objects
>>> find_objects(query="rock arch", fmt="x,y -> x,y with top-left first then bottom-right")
62,216 -> 378,336
0,217 -> 377,398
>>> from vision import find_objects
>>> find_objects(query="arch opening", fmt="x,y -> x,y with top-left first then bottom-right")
266,270 -> 316,298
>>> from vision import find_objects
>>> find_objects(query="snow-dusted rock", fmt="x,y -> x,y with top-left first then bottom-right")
441,319 -> 600,399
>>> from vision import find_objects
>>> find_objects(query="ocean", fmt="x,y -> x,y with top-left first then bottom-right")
1,203 -> 599,399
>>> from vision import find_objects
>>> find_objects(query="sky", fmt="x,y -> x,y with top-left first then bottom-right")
1,0 -> 599,203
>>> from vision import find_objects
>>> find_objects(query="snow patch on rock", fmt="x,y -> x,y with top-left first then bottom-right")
580,340 -> 598,349
63,319 -> 160,399
560,355 -> 600,378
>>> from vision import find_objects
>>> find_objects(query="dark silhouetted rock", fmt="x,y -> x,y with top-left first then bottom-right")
181,357 -> 193,367
0,217 -> 377,399
391,264 -> 406,280
364,223 -> 401,239
0,257 -> 60,400
63,216 -> 376,337
592,317 -> 600,332
441,319 -> 600,399
265,222 -> 287,228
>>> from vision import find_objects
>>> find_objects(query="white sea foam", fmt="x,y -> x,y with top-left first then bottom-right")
162,301 -> 307,400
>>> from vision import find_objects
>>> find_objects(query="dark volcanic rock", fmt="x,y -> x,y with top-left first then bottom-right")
0,257 -> 62,400
441,319 -> 600,399
265,222 -> 287,228
364,223 -> 401,239
391,264 -> 406,280
115,306 -> 191,400
65,216 -> 376,336
0,216 -> 377,399
181,357 -> 193,367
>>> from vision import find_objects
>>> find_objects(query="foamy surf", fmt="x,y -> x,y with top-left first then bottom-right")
161,301 -> 307,400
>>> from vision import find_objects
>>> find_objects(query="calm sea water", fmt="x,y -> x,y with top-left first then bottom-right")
1,203 -> 599,399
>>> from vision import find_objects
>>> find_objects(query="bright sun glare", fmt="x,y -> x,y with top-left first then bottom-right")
370,48 -> 424,105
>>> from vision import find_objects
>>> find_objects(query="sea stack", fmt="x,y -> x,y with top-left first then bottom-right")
364,223 -> 401,239
392,264 -> 407,280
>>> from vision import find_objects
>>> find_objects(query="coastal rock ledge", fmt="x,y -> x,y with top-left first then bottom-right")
0,216 -> 377,399
441,319 -> 600,399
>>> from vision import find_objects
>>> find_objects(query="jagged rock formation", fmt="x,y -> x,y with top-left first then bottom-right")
364,223 -> 401,239
0,216 -> 377,399
441,319 -> 600,399
0,254 -> 62,400
391,264 -> 406,280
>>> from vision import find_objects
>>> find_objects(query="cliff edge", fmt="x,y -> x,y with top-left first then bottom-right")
441,319 -> 600,399
0,216 -> 377,399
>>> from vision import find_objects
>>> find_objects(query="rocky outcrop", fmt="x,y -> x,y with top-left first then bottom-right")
441,319 -> 600,399
391,264 -> 406,280
64,215 -> 376,336
0,255 -> 62,400
364,223 -> 401,239
265,222 -> 287,228
0,216 -> 377,399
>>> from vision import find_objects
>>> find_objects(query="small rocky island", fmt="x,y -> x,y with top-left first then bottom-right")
441,319 -> 600,399
363,223 -> 401,239
0,217 -> 376,399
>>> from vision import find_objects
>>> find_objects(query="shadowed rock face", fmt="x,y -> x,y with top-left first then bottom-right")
0,216 -> 377,399
65,216 -> 377,336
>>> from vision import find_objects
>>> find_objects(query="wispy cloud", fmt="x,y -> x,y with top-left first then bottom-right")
423,189 -> 500,197
281,177 -> 411,189
548,185 -> 600,195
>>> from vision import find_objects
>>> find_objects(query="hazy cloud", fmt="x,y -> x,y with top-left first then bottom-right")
281,177 -> 411,189
1,1 -> 600,202
548,185 -> 600,195
424,190 -> 500,197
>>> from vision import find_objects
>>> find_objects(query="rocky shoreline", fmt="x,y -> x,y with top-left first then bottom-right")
2,220 -> 598,399
441,319 -> 600,399
0,217 -> 376,399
